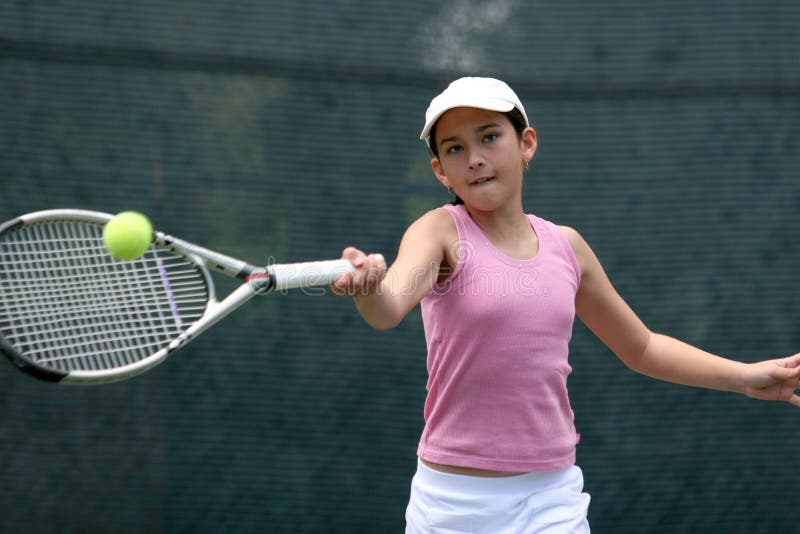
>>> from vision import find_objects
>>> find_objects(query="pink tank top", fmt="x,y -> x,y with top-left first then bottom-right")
418,204 -> 581,472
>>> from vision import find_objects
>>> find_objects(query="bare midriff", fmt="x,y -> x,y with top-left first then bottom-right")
421,458 -> 525,478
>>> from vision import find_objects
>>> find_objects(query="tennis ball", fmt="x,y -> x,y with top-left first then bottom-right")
102,211 -> 153,261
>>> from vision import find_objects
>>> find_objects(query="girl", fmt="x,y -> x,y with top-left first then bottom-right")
331,77 -> 800,533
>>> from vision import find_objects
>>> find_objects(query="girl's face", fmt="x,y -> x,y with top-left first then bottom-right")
430,107 -> 536,212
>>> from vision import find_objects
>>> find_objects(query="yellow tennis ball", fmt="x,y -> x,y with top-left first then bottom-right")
102,211 -> 153,260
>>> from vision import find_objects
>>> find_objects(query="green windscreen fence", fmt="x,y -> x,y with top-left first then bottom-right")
1,2 -> 798,532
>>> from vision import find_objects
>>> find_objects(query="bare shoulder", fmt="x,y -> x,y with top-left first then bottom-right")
416,206 -> 456,230
401,207 -> 459,277
405,207 -> 457,245
557,225 -> 588,254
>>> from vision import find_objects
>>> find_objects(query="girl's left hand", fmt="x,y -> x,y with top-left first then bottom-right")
742,353 -> 800,407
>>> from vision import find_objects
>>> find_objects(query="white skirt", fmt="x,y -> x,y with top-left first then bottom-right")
405,459 -> 590,533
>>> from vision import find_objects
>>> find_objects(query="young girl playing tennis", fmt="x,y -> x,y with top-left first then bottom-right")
332,77 -> 800,533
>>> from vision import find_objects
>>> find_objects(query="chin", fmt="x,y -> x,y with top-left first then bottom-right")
463,195 -> 505,212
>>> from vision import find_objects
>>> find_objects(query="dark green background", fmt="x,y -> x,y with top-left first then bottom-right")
1,2 -> 798,532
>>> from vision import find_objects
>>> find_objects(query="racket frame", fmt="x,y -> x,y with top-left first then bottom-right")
0,209 -> 353,384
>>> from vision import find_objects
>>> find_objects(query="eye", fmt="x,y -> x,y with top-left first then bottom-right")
482,133 -> 498,143
445,144 -> 463,154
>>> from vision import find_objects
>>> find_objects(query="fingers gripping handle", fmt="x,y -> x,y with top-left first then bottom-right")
268,259 -> 355,291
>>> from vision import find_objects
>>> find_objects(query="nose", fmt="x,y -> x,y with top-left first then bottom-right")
467,151 -> 485,169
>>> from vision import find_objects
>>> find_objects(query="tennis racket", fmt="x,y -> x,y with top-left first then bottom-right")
0,209 -> 356,385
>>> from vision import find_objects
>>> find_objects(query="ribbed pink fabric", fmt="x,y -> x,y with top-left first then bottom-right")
418,204 -> 581,472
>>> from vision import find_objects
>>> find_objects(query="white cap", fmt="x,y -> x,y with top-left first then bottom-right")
420,77 -> 529,148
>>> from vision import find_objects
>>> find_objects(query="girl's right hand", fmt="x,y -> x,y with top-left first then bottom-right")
330,246 -> 386,297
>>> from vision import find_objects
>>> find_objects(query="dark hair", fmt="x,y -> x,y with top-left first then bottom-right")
428,108 -> 529,205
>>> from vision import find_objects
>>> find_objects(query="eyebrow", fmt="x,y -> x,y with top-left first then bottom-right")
438,122 -> 502,148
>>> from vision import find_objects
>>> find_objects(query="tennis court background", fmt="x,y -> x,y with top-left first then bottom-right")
1,1 -> 798,532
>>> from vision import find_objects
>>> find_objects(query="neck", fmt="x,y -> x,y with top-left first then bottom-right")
464,199 -> 529,240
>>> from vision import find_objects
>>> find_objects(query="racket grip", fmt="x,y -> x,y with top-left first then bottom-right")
268,259 -> 356,291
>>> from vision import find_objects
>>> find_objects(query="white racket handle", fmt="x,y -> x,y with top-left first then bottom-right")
268,259 -> 356,291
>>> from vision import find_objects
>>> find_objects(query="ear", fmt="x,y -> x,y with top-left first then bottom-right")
521,126 -> 538,162
431,157 -> 451,189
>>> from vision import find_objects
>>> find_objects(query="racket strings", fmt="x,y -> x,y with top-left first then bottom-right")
0,267 -> 206,314
0,220 -> 209,372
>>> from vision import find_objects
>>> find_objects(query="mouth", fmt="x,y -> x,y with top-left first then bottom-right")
470,176 -> 495,185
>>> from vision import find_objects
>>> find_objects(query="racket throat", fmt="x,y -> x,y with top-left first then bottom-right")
169,282 -> 262,354
243,270 -> 276,295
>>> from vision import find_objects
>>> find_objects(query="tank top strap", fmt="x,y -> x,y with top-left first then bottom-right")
441,203 -> 481,242
438,204 -> 482,284
527,214 -> 581,288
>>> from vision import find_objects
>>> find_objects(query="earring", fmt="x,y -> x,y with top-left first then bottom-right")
523,159 -> 530,170
446,186 -> 454,195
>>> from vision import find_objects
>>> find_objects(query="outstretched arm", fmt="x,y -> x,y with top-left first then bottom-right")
562,226 -> 800,407
331,208 -> 453,330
